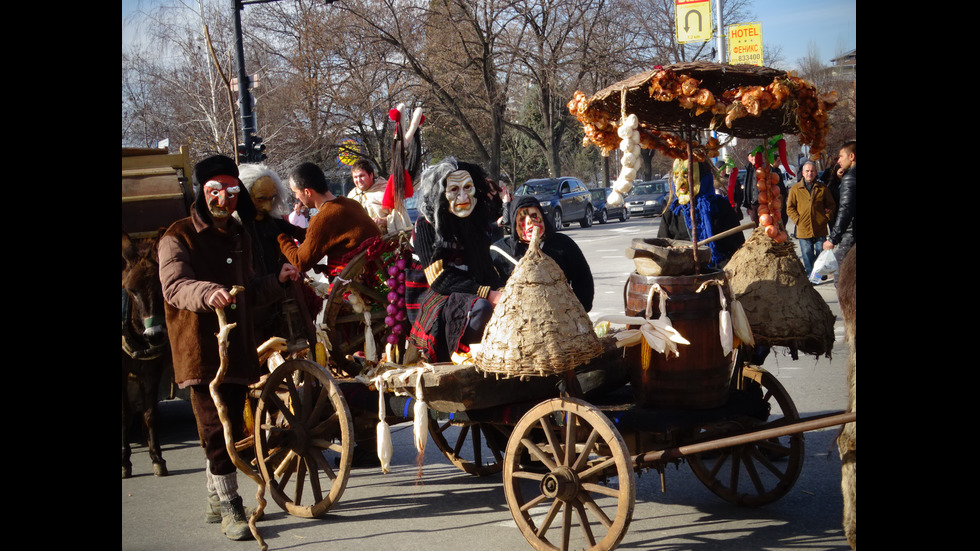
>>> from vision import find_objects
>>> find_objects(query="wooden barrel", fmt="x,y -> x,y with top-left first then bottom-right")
623,269 -> 733,409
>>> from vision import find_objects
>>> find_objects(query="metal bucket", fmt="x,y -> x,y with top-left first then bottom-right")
623,269 -> 733,409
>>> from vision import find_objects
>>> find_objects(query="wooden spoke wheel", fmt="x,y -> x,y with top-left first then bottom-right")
503,398 -> 635,551
254,359 -> 354,518
687,366 -> 804,507
321,252 -> 389,376
428,418 -> 512,476
321,233 -> 412,376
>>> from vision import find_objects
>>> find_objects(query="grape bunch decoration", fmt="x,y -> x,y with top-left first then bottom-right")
383,250 -> 412,346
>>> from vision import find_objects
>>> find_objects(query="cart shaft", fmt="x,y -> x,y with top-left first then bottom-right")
635,410 -> 855,466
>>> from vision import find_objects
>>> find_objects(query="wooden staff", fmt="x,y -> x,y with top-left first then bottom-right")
210,285 -> 268,551
687,135 -> 699,274
695,221 -> 756,247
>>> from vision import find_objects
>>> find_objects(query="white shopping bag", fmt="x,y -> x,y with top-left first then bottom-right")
810,249 -> 838,283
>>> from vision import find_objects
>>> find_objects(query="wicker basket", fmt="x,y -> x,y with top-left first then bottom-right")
475,231 -> 603,379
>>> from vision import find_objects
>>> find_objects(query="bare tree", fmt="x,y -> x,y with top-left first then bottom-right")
123,1 -> 250,159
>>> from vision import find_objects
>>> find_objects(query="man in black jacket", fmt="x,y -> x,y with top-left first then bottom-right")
823,141 -> 856,266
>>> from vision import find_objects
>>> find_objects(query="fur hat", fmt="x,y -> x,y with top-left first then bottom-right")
193,155 -> 240,187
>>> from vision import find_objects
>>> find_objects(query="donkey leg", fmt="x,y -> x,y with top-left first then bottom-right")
144,404 -> 169,476
141,365 -> 168,477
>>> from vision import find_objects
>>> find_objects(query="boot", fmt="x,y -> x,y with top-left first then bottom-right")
206,491 -> 222,524
208,491 -> 261,524
220,496 -> 254,541
208,491 -> 260,524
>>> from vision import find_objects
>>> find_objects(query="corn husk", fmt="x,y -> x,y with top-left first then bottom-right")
412,376 -> 427,453
376,379 -> 392,473
718,286 -> 733,356
594,314 -> 690,357
730,298 -> 754,347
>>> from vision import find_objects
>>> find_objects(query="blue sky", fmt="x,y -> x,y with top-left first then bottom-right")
745,0 -> 856,69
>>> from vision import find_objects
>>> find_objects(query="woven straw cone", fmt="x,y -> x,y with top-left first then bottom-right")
475,229 -> 603,378
725,226 -> 835,357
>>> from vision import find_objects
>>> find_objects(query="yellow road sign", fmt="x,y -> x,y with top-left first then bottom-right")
675,0 -> 713,44
728,22 -> 764,66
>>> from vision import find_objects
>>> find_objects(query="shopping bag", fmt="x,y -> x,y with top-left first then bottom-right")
809,249 -> 838,283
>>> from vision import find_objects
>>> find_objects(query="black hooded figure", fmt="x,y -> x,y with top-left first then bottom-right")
406,157 -> 504,362
489,194 -> 594,312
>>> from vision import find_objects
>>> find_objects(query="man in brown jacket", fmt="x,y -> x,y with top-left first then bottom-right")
278,161 -> 382,276
786,161 -> 837,277
159,155 -> 300,541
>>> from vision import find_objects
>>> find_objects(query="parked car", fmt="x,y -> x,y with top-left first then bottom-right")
515,177 -> 593,230
625,179 -> 670,217
590,188 -> 630,223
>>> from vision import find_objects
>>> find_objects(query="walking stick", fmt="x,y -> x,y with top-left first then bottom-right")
210,285 -> 268,550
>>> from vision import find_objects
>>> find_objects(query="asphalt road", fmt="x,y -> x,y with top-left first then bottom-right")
122,213 -> 853,551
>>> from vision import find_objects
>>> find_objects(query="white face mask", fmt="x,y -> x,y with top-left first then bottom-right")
445,170 -> 477,218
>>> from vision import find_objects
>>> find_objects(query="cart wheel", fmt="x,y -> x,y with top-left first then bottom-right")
428,418 -> 512,476
321,252 -> 390,376
687,366 -> 804,507
254,359 -> 354,518
503,397 -> 634,551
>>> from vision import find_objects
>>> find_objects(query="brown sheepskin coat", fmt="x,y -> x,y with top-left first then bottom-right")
159,207 -> 287,388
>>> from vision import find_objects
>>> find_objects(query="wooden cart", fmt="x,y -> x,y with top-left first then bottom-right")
237,59 -> 854,546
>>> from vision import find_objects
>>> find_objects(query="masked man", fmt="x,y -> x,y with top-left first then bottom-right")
490,195 -> 594,311
658,160 -> 745,269
407,158 -> 503,362
238,164 -> 309,343
158,155 -> 300,541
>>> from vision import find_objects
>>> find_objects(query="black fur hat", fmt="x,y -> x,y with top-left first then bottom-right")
193,154 -> 240,187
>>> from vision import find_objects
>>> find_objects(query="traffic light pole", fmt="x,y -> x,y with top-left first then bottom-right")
232,0 -> 259,163
232,0 -> 337,163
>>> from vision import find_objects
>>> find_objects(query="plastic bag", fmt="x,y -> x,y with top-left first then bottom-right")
810,249 -> 839,283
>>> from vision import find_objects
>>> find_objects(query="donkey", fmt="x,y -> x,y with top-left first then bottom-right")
122,230 -> 171,478
836,244 -> 856,549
